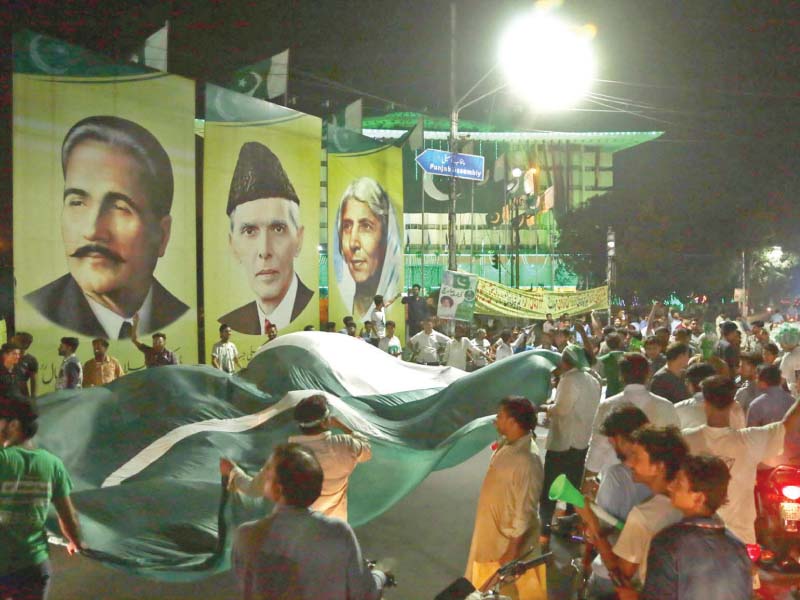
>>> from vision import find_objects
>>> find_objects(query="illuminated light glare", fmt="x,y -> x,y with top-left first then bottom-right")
511,167 -> 523,178
767,246 -> 783,265
499,11 -> 597,111
782,485 -> 800,500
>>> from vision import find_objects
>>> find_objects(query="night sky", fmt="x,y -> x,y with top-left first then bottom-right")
4,0 -> 799,241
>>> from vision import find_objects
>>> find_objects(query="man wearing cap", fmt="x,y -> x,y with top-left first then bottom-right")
0,397 -> 83,599
219,141 -> 314,335
776,324 -> 800,397
539,345 -> 601,542
25,115 -> 188,340
221,394 -> 371,522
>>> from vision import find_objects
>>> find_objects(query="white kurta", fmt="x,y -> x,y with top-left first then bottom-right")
230,431 -> 371,522
466,434 -> 546,598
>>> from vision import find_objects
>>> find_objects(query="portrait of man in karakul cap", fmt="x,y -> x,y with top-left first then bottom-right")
219,141 -> 314,335
25,115 -> 188,340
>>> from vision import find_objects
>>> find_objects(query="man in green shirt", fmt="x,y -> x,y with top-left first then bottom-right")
0,397 -> 83,599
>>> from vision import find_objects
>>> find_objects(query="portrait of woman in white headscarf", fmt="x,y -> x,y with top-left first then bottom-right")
333,177 -> 402,322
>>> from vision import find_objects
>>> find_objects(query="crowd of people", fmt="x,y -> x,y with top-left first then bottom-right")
4,291 -> 800,598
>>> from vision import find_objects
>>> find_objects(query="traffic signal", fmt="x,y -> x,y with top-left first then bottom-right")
492,252 -> 500,269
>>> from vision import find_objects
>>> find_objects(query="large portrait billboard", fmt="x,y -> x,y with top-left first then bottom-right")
13,36 -> 198,388
328,145 -> 404,338
203,85 -> 320,365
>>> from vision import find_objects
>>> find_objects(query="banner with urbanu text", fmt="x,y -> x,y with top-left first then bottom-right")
202,84 -> 320,366
476,279 -> 609,319
12,31 -> 198,390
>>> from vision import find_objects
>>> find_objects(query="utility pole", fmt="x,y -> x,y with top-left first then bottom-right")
448,2 -> 458,272
607,226 -> 616,309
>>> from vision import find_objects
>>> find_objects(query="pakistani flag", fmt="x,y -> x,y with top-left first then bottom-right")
229,49 -> 289,100
37,333 -> 557,580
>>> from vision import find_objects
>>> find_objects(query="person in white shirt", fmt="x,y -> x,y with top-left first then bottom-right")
542,313 -> 556,334
776,325 -> 800,397
583,353 -> 680,491
682,375 -> 800,547
211,324 -> 242,374
409,318 -> 450,366
222,394 -> 372,522
369,294 -> 396,346
378,320 -> 402,357
444,325 -> 486,370
675,362 -> 745,430
470,328 -> 492,370
576,425 -> 686,590
493,330 -> 515,362
540,345 -> 601,540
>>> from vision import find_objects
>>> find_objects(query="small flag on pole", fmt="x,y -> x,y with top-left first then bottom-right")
229,49 -> 289,100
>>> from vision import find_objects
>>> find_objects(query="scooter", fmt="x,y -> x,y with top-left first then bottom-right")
755,465 -> 800,571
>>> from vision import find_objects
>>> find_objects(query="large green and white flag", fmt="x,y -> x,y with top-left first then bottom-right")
229,49 -> 289,100
37,332 -> 557,580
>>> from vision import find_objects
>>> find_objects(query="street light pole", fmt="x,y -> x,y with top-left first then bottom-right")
448,2 -> 458,272
607,226 -> 615,309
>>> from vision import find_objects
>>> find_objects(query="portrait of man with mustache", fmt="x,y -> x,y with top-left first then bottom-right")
25,116 -> 188,339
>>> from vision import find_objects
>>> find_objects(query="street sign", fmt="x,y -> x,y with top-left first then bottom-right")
415,148 -> 485,181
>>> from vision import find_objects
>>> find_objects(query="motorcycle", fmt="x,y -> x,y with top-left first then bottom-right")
754,465 -> 800,571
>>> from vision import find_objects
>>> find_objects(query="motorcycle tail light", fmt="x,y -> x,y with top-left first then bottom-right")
746,544 -> 761,562
782,485 -> 800,500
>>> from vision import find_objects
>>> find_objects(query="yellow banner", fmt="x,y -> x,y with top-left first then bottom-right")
13,72 -> 198,390
202,98 -> 321,366
327,146 -> 404,339
476,279 -> 608,319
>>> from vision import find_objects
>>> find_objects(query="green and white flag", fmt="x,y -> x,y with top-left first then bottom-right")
37,332 -> 557,580
229,49 -> 289,100
438,270 -> 478,321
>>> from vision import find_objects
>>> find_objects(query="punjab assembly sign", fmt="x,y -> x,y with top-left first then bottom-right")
437,271 -> 478,321
203,84 -> 320,365
476,279 -> 609,319
327,144 -> 404,338
13,31 -> 198,389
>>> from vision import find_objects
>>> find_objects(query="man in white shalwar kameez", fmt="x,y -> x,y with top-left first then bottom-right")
221,394 -> 371,522
465,396 -> 547,600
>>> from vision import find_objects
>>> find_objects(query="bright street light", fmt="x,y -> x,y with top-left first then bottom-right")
499,10 -> 597,111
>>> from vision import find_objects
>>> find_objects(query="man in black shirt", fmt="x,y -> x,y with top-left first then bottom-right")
12,332 -> 38,398
401,284 -> 428,338
0,343 -> 23,400
716,321 -> 741,377
649,343 -> 691,403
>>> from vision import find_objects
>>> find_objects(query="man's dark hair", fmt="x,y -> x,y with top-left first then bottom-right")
270,443 -> 324,508
500,329 -> 512,343
701,375 -> 736,409
412,284 -> 421,290
14,332 -> 33,348
602,326 -> 616,338
325,321 -> 337,332
498,396 -> 537,431
152,333 -> 166,341
343,316 -> 355,325
0,397 -> 39,439
91,338 -> 110,349
654,326 -> 671,337
386,320 -> 396,328
686,362 -> 717,388
606,332 -> 623,351
619,353 -> 650,384
763,342 -> 780,356
643,335 -> 660,347
1,343 -> 20,355
758,364 -> 782,387
739,351 -> 763,369
719,321 -> 739,336
373,294 -> 384,306
630,425 -> 688,481
600,404 -> 649,438
294,394 -> 329,428
303,325 -> 314,331
219,323 -> 230,333
681,454 -> 731,513
752,320 -> 765,329
62,115 -> 174,218
665,342 -> 690,362
673,329 -> 690,342
60,337 -> 79,351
